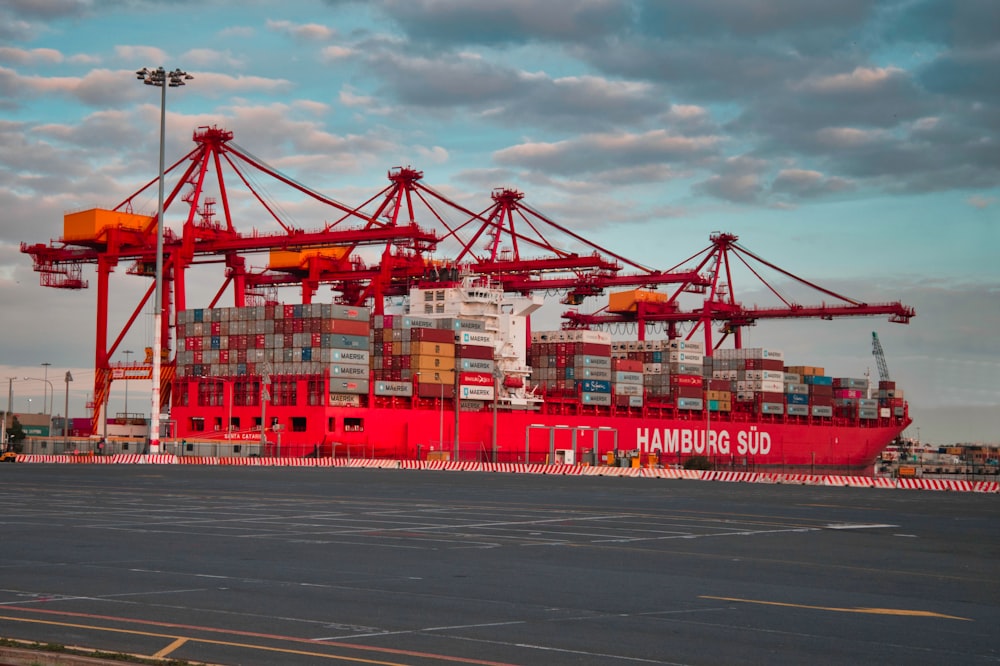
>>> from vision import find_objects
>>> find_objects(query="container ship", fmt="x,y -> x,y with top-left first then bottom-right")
168,275 -> 910,474
20,127 -> 914,474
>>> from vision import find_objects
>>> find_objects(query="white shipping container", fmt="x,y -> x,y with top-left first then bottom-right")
576,366 -> 611,380
460,384 -> 495,400
614,383 -> 643,396
329,393 -> 361,407
614,371 -> 643,384
374,381 -> 413,397
331,363 -> 370,378
458,330 -> 496,347
665,339 -> 704,352
575,354 -> 611,368
668,351 -> 704,364
580,391 -> 612,406
329,349 -> 370,366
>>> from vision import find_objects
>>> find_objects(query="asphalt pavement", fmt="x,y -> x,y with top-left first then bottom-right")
0,465 -> 997,665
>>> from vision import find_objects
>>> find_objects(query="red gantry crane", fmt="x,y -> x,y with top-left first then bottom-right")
21,128 -> 913,436
20,126 -> 440,433
562,231 -> 914,349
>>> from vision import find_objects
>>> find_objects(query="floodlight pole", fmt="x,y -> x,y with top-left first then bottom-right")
135,66 -> 192,455
64,371 -> 73,440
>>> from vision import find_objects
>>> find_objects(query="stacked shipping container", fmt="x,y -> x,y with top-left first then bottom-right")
175,304 -> 370,382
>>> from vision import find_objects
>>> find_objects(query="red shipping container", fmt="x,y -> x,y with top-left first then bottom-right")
311,332 -> 322,347
219,350 -> 230,364
757,391 -> 784,403
708,379 -> 732,391
235,349 -> 247,363
460,372 -> 493,386
762,358 -> 784,371
672,385 -> 702,399
410,327 -> 454,343
192,351 -> 203,364
321,318 -> 370,336
612,358 -> 643,372
810,395 -> 834,406
308,318 -> 322,333
574,342 -> 610,356
417,383 -> 455,399
670,374 -> 703,387
253,334 -> 267,349
292,318 -> 305,334
455,344 -> 493,360
283,305 -> 296,318
210,321 -> 222,336
809,385 -> 834,396
283,333 -> 295,348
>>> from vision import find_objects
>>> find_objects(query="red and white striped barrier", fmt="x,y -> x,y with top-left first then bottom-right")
10,452 -> 998,493
16,454 -> 74,464
824,476 -> 874,488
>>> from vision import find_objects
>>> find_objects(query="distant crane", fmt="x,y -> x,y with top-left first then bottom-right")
872,331 -> 891,383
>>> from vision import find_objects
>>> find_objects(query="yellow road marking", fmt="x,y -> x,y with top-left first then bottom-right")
0,613 -> 518,665
701,596 -> 972,621
153,636 -> 189,658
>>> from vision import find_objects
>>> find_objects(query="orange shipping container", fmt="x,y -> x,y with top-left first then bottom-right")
608,289 -> 668,313
268,246 -> 349,270
414,370 -> 455,385
411,354 -> 456,371
411,341 -> 455,357
63,208 -> 153,242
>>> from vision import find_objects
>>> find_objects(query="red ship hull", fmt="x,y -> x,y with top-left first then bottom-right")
173,399 -> 909,476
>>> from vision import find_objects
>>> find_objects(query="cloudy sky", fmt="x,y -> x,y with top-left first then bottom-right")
1,0 -> 997,445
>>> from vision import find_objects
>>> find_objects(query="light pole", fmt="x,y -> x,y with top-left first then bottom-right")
122,349 -> 133,416
22,377 -> 54,433
64,371 -> 73,440
136,66 -> 193,455
41,362 -> 51,413
1,377 -> 12,448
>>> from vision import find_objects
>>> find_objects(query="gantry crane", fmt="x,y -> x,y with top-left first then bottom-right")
562,232 -> 914,350
21,127 -> 914,435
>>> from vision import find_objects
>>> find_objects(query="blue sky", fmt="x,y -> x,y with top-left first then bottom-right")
0,0 -> 997,444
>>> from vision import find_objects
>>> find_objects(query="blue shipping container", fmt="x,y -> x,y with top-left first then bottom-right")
579,379 -> 611,393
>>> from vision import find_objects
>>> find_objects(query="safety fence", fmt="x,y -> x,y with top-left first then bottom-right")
10,454 -> 999,493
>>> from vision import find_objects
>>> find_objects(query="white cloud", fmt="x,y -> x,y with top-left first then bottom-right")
321,45 -> 356,61
815,126 -> 885,148
0,47 -> 63,65
266,19 -> 336,42
114,45 -> 169,65
799,66 -> 906,94
181,48 -> 244,69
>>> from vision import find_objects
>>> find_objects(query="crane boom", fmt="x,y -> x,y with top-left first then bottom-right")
872,331 -> 891,383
